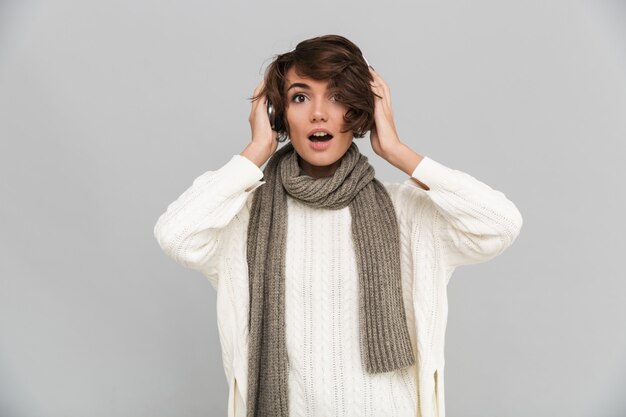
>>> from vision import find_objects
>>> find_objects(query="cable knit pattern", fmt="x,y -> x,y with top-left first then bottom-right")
153,152 -> 523,417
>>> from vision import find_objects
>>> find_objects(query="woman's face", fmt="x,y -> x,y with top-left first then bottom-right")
283,66 -> 354,178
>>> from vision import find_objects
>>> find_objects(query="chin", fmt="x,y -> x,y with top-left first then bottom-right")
309,154 -> 343,166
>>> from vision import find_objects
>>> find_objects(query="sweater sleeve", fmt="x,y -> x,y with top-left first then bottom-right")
403,156 -> 523,269
153,154 -> 266,288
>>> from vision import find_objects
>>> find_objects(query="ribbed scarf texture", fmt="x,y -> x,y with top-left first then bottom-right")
245,141 -> 415,417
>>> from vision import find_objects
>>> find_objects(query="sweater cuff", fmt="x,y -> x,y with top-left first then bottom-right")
404,156 -> 460,192
213,154 -> 266,198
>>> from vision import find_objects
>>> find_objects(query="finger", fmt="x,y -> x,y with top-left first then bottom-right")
369,68 -> 386,89
373,76 -> 391,106
381,81 -> 391,104
370,67 -> 385,85
370,76 -> 385,95
253,78 -> 265,94
252,92 -> 261,109
370,80 -> 383,98
383,86 -> 392,110
369,69 -> 391,103
370,80 -> 388,110
257,93 -> 268,110
370,81 -> 380,95
372,79 -> 391,109
252,93 -> 267,114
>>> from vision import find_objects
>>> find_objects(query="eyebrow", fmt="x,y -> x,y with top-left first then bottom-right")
286,82 -> 311,92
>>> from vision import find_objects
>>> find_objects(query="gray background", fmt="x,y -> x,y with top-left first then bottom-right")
1,0 -> 625,416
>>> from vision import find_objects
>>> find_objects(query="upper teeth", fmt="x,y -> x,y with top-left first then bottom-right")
312,132 -> 329,136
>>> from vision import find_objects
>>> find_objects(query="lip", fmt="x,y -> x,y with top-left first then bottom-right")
307,127 -> 334,138
308,136 -> 333,151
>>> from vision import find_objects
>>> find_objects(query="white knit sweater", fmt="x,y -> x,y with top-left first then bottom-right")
153,150 -> 523,417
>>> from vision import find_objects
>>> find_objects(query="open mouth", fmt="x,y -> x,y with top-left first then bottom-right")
308,133 -> 334,142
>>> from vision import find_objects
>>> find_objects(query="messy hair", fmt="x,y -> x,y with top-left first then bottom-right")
249,34 -> 379,141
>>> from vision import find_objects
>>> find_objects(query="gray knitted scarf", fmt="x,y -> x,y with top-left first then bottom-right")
246,141 -> 415,417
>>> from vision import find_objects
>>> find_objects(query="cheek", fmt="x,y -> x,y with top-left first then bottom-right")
286,108 -> 306,130
332,105 -> 349,121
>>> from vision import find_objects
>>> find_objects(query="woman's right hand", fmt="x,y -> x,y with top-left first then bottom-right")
247,78 -> 279,162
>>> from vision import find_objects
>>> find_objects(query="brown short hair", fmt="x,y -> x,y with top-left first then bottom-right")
249,34 -> 378,141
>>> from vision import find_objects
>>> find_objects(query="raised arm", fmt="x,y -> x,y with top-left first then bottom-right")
366,66 -> 522,270
153,154 -> 265,288
154,76 -> 283,287
402,154 -> 523,269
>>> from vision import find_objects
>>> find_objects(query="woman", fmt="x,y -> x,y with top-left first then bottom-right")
153,34 -> 523,417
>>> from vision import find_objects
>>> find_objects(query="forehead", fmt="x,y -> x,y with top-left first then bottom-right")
284,67 -> 330,90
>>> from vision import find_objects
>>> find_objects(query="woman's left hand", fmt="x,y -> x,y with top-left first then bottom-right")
368,67 -> 403,160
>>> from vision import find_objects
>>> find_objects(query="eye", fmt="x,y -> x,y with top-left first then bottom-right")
291,93 -> 306,103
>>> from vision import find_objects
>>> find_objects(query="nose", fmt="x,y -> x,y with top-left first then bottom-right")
309,100 -> 328,123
